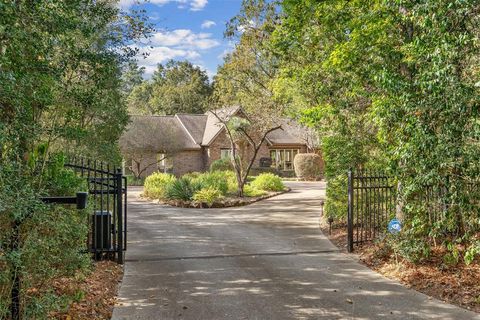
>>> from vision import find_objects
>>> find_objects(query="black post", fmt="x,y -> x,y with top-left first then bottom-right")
116,168 -> 124,264
11,219 -> 20,320
347,169 -> 354,252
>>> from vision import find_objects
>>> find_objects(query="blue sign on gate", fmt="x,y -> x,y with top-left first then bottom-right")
388,218 -> 402,234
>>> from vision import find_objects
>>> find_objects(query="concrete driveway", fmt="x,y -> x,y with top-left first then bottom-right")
112,182 -> 478,320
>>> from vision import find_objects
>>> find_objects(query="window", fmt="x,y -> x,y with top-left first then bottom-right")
220,148 -> 232,159
270,149 -> 300,171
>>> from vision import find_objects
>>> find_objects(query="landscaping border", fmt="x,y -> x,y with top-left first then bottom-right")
143,187 -> 291,208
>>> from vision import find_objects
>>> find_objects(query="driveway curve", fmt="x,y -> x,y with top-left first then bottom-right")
112,182 -> 478,320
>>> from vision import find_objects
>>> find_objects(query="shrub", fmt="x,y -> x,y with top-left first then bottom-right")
210,158 -> 233,171
193,187 -> 223,207
144,172 -> 176,199
250,173 -> 285,192
243,184 -> 267,197
193,171 -> 229,195
165,177 -> 201,201
126,175 -> 145,186
224,171 -> 238,194
293,153 -> 323,180
183,171 -> 201,180
248,167 -> 279,177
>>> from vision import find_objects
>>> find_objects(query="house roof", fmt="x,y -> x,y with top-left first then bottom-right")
122,107 -> 313,153
176,114 -> 208,145
201,106 -> 241,146
121,115 -> 201,152
266,119 -> 317,146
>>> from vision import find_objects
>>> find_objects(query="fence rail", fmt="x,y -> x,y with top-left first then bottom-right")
347,169 -> 480,252
347,169 -> 396,252
65,156 -> 127,264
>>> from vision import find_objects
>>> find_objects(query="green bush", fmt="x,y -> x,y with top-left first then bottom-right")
193,171 -> 229,195
144,172 -> 176,199
193,187 -> 223,207
126,175 -> 145,186
243,184 -> 267,197
224,171 -> 239,194
183,171 -> 201,180
293,153 -> 323,180
250,173 -> 285,192
165,177 -> 201,201
210,158 -> 233,171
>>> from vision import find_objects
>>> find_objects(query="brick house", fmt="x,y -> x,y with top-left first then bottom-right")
121,106 -> 319,177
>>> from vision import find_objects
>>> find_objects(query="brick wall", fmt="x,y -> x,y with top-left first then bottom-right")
206,130 -> 271,170
171,150 -> 205,176
130,153 -> 159,178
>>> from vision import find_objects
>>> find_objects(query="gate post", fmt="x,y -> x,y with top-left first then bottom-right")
347,168 -> 354,252
116,168 -> 124,264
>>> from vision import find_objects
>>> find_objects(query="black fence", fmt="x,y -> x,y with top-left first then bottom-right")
347,169 -> 396,252
65,156 -> 127,264
347,169 -> 480,252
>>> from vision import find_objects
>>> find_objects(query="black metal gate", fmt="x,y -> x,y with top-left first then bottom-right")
347,169 -> 395,252
65,156 -> 127,264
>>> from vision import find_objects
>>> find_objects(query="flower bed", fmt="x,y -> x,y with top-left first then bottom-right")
142,171 -> 289,208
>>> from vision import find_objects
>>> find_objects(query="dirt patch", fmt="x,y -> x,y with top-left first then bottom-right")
321,225 -> 480,313
51,261 -> 123,320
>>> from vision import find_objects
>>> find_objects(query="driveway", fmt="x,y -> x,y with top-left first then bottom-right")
112,182 -> 478,320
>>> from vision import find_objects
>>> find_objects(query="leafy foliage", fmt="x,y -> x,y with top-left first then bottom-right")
210,158 -> 234,172
250,173 -> 285,192
143,173 -> 176,200
293,153 -> 323,181
193,171 -> 230,196
165,177 -> 202,201
0,0 -> 150,316
243,184 -> 267,197
271,0 -> 480,262
127,60 -> 212,115
192,188 -> 224,207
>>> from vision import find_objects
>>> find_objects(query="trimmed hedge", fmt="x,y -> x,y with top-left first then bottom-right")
293,153 -> 323,180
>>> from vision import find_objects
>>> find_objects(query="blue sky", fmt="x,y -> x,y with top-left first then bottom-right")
120,0 -> 243,79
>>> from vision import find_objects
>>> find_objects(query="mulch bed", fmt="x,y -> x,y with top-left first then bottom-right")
51,261 -> 123,320
147,188 -> 291,208
320,224 -> 480,313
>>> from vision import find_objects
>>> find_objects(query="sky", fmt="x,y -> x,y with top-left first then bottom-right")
120,0 -> 243,79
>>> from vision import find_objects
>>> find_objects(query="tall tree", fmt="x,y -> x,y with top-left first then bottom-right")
127,60 -> 212,115
0,1 -> 150,317
212,0 -> 285,196
122,60 -> 145,95
272,0 -> 480,260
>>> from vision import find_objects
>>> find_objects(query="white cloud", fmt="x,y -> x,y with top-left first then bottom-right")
151,29 -> 220,50
119,0 -> 207,11
190,0 -> 208,11
201,20 -> 216,29
132,28 -> 219,78
135,45 -> 201,76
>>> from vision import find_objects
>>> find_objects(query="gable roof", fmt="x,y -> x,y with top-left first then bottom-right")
266,119 -> 316,146
122,107 -> 314,152
201,106 -> 241,146
175,114 -> 208,145
121,115 -> 201,151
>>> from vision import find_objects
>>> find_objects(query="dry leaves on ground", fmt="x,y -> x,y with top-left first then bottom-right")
322,225 -> 480,313
50,261 -> 123,320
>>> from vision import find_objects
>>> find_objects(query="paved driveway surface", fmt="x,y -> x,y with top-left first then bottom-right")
112,182 -> 479,320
